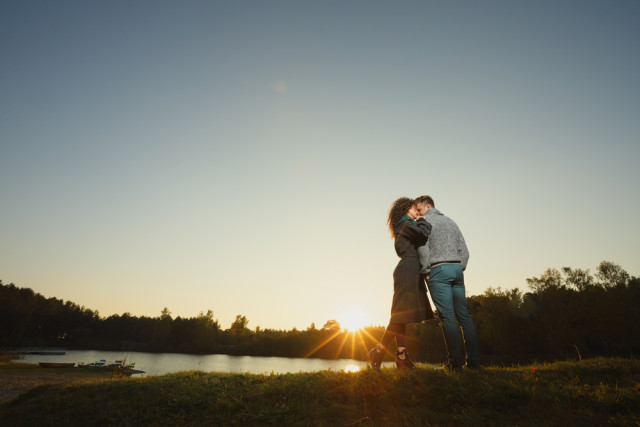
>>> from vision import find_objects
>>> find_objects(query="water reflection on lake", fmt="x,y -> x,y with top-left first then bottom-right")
16,350 -> 395,376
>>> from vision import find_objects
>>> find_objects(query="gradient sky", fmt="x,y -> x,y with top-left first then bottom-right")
1,0 -> 639,331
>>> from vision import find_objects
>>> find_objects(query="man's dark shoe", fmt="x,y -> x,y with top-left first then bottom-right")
368,345 -> 383,372
395,348 -> 416,369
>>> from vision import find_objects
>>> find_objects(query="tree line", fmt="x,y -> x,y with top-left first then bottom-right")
1,261 -> 638,364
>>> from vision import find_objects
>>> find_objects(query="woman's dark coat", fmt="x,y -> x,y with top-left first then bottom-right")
390,217 -> 434,323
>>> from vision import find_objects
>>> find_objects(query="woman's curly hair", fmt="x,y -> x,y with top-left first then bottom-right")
387,197 -> 415,238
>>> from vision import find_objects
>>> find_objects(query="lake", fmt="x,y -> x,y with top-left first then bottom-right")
15,350 -> 395,376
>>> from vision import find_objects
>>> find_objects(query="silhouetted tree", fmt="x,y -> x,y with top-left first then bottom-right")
322,319 -> 341,331
596,261 -> 630,288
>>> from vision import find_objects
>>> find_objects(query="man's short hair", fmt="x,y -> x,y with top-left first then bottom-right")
415,195 -> 435,208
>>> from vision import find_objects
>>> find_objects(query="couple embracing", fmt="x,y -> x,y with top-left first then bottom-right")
369,195 -> 481,372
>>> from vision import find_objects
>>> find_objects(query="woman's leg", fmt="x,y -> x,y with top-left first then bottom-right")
380,322 -> 406,348
372,322 -> 415,369
370,322 -> 408,370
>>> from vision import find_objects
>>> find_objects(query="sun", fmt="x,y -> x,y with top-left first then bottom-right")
339,308 -> 368,331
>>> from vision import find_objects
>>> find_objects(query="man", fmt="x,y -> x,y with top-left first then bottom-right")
415,195 -> 480,370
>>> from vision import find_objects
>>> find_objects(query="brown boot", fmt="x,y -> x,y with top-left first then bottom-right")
368,345 -> 383,372
395,348 -> 415,369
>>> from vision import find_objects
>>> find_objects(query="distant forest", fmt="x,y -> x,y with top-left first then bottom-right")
1,261 -> 638,364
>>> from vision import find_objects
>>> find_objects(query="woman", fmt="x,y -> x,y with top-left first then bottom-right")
369,197 -> 432,370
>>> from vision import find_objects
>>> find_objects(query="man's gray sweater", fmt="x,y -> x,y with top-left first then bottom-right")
417,208 -> 469,274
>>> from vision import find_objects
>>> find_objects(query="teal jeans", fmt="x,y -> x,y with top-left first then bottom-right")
427,264 -> 480,367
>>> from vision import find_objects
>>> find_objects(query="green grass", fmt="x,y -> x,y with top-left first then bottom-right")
1,358 -> 638,426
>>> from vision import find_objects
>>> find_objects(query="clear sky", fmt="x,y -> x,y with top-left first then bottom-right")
1,0 -> 639,331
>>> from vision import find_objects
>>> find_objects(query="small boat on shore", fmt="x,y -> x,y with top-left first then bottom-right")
38,362 -> 76,368
77,359 -> 107,369
78,359 -> 144,375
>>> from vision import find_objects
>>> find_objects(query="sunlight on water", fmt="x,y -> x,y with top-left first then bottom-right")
343,364 -> 361,373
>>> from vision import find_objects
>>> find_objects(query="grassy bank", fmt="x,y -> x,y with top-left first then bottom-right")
1,358 -> 638,426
